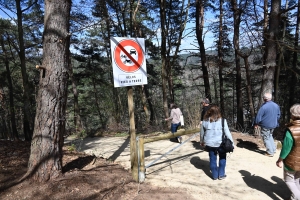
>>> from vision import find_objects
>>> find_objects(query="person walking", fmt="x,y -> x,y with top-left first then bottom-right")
200,98 -> 210,126
200,105 -> 234,180
254,92 -> 281,157
165,103 -> 183,143
276,104 -> 300,200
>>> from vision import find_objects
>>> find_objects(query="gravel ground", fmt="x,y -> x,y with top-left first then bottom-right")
67,131 -> 290,200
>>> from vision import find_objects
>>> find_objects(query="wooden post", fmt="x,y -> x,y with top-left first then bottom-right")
138,137 -> 145,182
128,86 -> 138,181
135,128 -> 199,182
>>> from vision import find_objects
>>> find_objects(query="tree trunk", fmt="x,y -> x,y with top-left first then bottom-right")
143,85 -> 155,125
0,36 -> 19,140
15,0 -> 33,141
243,56 -> 255,119
139,86 -> 150,125
92,71 -> 104,129
218,0 -> 225,115
27,0 -> 71,182
0,87 -> 9,139
97,0 -> 121,125
274,0 -> 288,102
131,0 -> 154,126
70,62 -> 83,132
231,0 -> 244,129
289,0 -> 300,118
166,58 -> 174,103
160,0 -> 169,120
167,0 -> 190,103
260,0 -> 281,105
196,0 -> 211,100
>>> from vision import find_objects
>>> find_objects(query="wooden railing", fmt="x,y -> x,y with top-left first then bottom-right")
134,128 -> 199,182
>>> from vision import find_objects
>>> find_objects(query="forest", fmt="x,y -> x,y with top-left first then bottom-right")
0,0 -> 299,181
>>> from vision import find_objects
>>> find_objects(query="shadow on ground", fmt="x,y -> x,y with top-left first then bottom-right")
239,170 -> 290,200
190,156 -> 212,180
63,155 -> 95,172
191,141 -> 202,150
108,137 -> 130,161
146,151 -> 203,175
236,139 -> 265,154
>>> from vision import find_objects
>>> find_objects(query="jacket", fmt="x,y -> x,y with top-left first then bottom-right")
167,108 -> 182,124
284,120 -> 300,171
200,118 -> 234,148
255,100 -> 280,129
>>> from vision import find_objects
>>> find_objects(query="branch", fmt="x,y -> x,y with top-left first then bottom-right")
36,65 -> 45,70
133,0 -> 140,22
279,4 -> 298,15
21,0 -> 38,13
69,20 -> 103,35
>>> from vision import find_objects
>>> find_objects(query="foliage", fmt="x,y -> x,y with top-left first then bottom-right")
0,0 -> 300,140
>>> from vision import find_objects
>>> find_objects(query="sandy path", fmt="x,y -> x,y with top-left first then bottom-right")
66,133 -> 290,200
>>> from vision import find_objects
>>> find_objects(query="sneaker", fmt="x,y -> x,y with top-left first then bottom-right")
219,175 -> 227,180
264,153 -> 274,157
177,137 -> 182,144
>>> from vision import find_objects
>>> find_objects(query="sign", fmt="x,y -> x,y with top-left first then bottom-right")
110,37 -> 147,87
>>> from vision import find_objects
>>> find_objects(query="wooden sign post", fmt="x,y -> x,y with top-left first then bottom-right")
128,86 -> 138,181
110,37 -> 147,182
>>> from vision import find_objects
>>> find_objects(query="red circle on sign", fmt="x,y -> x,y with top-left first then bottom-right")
114,39 -> 144,73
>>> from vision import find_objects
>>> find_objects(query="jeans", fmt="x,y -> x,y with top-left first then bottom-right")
171,122 -> 181,139
206,146 -> 227,179
284,169 -> 300,200
261,128 -> 276,155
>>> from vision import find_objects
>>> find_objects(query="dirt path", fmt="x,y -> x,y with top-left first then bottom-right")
66,132 -> 290,200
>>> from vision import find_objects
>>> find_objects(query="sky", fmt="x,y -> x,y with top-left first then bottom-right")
180,22 -> 215,54
0,2 -> 215,54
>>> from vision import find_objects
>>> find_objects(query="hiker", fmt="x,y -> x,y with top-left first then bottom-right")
200,105 -> 234,180
165,103 -> 183,143
200,98 -> 210,125
276,104 -> 300,200
254,92 -> 281,157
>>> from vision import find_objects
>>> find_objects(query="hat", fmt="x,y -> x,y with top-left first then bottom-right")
290,104 -> 300,118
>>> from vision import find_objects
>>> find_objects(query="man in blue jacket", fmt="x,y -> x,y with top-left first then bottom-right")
255,92 -> 281,157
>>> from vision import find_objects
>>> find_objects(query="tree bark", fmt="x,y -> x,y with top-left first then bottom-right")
140,86 -> 150,125
196,0 -> 211,100
0,36 -> 19,140
0,86 -> 9,139
218,0 -> 225,115
274,0 -> 288,102
15,0 -> 34,141
159,0 -> 169,120
27,0 -> 71,182
289,0 -> 300,118
231,0 -> 244,129
243,56 -> 255,119
167,0 -> 190,103
70,62 -> 82,132
143,85 -> 155,124
260,0 -> 281,105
